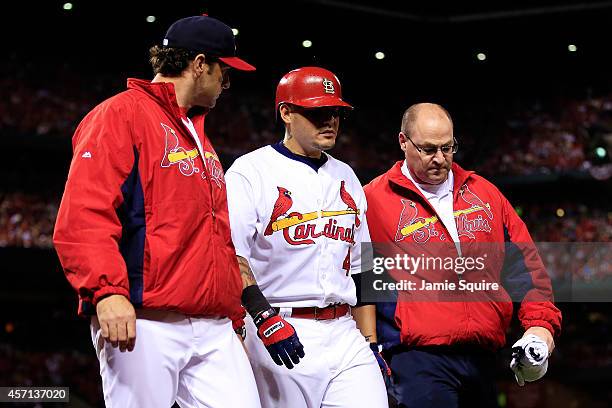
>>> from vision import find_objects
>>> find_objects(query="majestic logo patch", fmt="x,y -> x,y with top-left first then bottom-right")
264,181 -> 361,246
322,78 -> 335,94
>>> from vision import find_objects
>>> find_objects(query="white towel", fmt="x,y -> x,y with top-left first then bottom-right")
509,334 -> 549,386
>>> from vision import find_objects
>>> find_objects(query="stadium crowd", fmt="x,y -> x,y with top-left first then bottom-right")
0,342 -> 102,407
2,58 -> 611,178
479,95 -> 612,176
0,192 -> 57,249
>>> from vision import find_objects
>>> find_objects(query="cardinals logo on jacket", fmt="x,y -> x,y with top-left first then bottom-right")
264,181 -> 361,246
394,185 -> 493,243
456,184 -> 493,239
160,123 -> 225,188
394,199 -> 445,243
160,123 -> 199,176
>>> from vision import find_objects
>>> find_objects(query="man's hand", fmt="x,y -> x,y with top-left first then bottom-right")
510,333 -> 550,386
524,326 -> 554,353
254,308 -> 305,369
96,294 -> 136,352
238,259 -> 306,369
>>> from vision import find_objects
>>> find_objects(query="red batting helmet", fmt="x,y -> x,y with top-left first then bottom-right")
275,67 -> 353,112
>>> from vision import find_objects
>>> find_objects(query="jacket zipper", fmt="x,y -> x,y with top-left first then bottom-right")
179,116 -> 218,232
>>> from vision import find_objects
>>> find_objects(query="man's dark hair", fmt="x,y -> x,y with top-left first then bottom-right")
149,46 -> 217,77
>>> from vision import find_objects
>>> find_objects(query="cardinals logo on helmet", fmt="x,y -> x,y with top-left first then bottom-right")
322,78 -> 335,94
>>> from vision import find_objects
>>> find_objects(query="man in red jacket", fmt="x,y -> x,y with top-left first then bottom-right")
53,15 -> 266,408
363,103 -> 561,407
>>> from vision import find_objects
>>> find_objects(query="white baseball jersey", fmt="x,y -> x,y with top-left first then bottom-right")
225,143 -> 371,308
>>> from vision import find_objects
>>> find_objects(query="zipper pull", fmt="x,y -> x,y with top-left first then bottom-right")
211,208 -> 218,232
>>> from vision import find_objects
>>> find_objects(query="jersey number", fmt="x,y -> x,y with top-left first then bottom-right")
343,247 -> 351,276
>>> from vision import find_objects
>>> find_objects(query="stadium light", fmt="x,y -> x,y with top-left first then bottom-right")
302,40 -> 312,48
375,51 -> 385,60
146,16 -> 156,23
476,52 -> 487,61
232,28 -> 239,36
63,2 -> 73,10
568,44 -> 577,52
595,147 -> 606,158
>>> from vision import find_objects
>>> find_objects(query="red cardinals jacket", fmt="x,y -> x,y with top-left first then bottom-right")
364,161 -> 561,350
53,79 -> 244,320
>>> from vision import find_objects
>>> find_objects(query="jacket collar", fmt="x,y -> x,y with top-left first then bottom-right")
127,78 -> 202,121
387,160 -> 474,200
127,78 -> 208,140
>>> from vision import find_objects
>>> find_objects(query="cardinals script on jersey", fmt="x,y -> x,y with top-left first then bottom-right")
225,144 -> 371,307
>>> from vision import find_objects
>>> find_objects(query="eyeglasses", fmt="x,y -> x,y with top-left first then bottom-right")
402,132 -> 458,156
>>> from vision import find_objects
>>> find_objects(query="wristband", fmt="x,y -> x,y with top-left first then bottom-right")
241,285 -> 273,319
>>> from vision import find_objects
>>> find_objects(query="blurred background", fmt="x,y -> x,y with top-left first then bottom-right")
1,0 -> 611,406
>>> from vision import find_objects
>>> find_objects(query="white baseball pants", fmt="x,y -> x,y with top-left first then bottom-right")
91,310 -> 261,408
244,313 -> 388,408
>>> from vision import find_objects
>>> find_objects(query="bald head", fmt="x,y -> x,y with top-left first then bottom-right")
401,103 -> 453,137
399,102 -> 455,185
